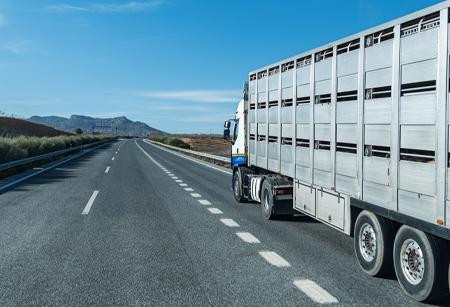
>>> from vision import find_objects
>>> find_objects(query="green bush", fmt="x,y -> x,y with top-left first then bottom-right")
149,135 -> 191,150
165,137 -> 190,149
0,135 -> 110,164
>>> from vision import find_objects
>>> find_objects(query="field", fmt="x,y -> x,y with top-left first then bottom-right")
178,135 -> 230,157
0,117 -> 69,137
150,134 -> 231,157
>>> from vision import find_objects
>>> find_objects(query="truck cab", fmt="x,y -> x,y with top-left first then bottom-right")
226,99 -> 246,171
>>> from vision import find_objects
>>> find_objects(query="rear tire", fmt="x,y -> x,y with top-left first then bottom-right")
261,180 -> 276,220
354,211 -> 394,277
232,170 -> 245,202
393,226 -> 448,302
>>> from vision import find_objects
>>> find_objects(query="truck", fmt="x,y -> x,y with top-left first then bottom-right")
224,1 -> 450,302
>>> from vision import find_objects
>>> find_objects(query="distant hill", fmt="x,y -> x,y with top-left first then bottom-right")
29,115 -> 167,137
0,117 -> 70,137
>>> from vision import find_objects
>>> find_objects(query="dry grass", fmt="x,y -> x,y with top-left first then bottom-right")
0,135 -> 110,164
172,134 -> 230,157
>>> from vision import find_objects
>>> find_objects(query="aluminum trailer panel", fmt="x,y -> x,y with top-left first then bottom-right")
247,2 -> 450,231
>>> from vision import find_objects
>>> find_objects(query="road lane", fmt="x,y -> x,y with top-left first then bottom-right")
0,138 -> 447,305
138,139 -> 442,306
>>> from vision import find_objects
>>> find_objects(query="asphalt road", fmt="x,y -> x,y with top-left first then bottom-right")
0,139 -> 448,306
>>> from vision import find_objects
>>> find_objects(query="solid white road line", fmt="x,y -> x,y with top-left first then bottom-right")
112,157 -> 115,161
135,142 -> 164,168
143,139 -> 232,175
207,208 -> 223,214
293,280 -> 338,304
184,187 -> 194,192
220,218 -> 239,227
82,190 -> 99,215
175,180 -> 183,183
191,193 -> 201,198
258,251 -> 291,268
236,232 -> 260,243
198,199 -> 211,205
179,183 -> 188,187
105,166 -> 110,173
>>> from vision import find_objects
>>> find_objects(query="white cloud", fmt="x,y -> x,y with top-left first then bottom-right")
46,1 -> 165,13
0,13 -> 6,27
136,90 -> 241,103
0,40 -> 36,55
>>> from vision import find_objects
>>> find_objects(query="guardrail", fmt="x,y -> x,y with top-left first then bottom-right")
144,139 -> 231,165
0,139 -> 114,171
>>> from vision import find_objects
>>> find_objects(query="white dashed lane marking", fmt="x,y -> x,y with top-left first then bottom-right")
236,232 -> 260,243
293,280 -> 338,304
258,251 -> 290,268
136,141 -> 340,304
82,191 -> 99,215
220,218 -> 239,227
207,208 -> 223,214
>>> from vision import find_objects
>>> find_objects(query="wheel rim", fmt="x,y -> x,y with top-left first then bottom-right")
233,174 -> 240,198
400,239 -> 425,285
359,223 -> 377,262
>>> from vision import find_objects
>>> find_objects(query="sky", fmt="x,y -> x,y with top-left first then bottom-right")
0,0 -> 444,133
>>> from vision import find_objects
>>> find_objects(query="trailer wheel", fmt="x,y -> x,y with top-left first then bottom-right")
393,225 -> 448,302
354,211 -> 394,277
232,170 -> 245,202
261,180 -> 276,220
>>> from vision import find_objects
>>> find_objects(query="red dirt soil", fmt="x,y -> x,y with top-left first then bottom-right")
179,135 -> 231,157
0,117 -> 70,137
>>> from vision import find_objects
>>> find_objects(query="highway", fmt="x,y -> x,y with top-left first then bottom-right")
0,139 -> 447,306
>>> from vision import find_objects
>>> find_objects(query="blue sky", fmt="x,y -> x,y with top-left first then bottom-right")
0,0 -> 443,133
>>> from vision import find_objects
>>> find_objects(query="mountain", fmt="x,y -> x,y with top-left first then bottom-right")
29,115 -> 167,137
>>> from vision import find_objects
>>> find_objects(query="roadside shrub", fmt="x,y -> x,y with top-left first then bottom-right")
148,135 -> 191,150
165,137 -> 190,149
0,135 -> 110,164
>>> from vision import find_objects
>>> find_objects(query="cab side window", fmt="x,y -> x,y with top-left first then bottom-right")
233,120 -> 239,143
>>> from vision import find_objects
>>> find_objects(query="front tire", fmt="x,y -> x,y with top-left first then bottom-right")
232,170 -> 245,202
354,211 -> 394,277
393,226 -> 448,302
261,180 -> 276,220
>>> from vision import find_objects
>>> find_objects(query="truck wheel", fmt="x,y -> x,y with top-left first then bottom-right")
232,170 -> 245,202
354,211 -> 394,277
393,225 -> 448,302
261,180 -> 276,220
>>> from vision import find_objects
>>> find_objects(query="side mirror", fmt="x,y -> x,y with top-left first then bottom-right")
223,128 -> 230,140
224,120 -> 231,129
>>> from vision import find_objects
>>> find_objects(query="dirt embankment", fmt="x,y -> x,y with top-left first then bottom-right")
0,117 -> 70,137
